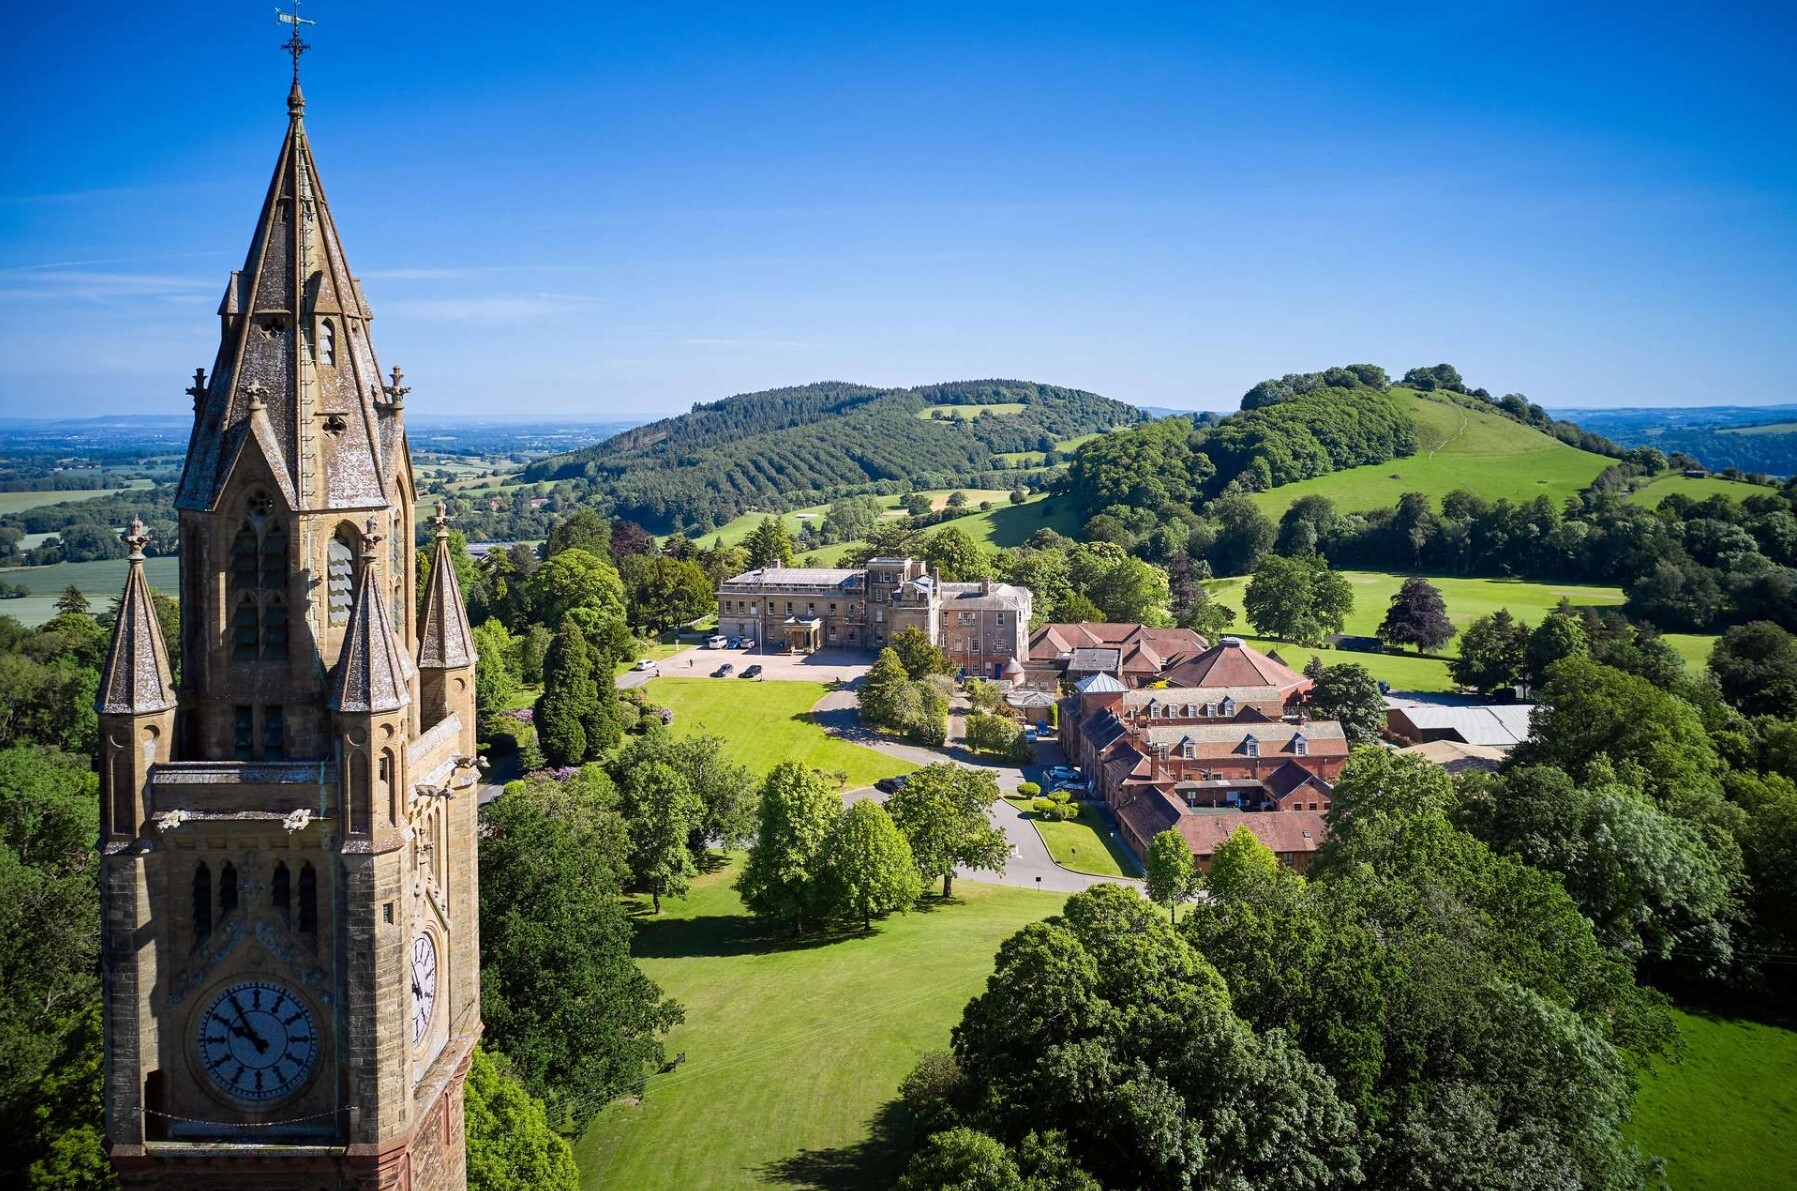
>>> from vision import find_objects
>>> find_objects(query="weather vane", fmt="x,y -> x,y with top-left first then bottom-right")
277,2 -> 315,82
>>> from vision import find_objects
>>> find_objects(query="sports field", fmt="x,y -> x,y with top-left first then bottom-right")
1245,390 -> 1613,521
642,678 -> 911,790
574,864 -> 1064,1190
1628,1007 -> 1797,1190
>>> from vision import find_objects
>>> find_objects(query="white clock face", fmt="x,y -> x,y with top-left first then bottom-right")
196,980 -> 318,1102
411,933 -> 438,1045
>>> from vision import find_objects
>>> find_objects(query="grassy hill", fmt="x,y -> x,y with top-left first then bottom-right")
1245,390 -> 1614,520
524,380 -> 1143,533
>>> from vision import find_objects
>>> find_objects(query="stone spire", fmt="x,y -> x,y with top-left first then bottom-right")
328,523 -> 413,714
97,520 -> 177,716
418,504 -> 477,670
177,75 -> 402,515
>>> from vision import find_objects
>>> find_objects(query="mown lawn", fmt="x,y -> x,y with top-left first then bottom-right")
574,864 -> 1065,1190
642,678 -> 911,789
1629,1008 -> 1797,1190
1004,798 -> 1137,877
0,555 -> 180,626
1245,390 -> 1613,521
1204,570 -> 1716,693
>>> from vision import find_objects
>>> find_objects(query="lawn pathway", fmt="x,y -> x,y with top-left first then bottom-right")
811,688 -> 1142,895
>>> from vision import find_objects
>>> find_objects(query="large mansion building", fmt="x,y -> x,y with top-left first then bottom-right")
716,557 -> 1032,679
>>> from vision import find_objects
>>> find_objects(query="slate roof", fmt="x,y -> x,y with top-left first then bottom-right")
417,514 -> 477,670
1138,720 -> 1348,761
939,580 -> 1030,611
720,567 -> 864,591
1073,673 -> 1128,694
328,553 -> 414,713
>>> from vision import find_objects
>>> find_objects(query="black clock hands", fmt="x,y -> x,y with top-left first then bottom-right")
227,995 -> 270,1054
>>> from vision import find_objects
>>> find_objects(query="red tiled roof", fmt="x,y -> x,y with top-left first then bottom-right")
1114,792 -> 1329,858
1158,638 -> 1310,698
1029,622 -> 1208,663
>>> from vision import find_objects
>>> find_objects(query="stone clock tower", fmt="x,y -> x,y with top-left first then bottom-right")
96,61 -> 482,1190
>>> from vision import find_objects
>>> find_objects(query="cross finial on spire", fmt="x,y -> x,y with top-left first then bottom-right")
431,502 -> 452,540
123,518 -> 151,562
278,2 -> 315,113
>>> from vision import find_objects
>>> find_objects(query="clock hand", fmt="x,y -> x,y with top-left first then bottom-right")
228,995 -> 270,1054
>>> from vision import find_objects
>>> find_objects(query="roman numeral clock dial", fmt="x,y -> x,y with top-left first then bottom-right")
196,980 -> 319,1102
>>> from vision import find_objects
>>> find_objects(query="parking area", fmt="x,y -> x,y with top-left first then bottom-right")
620,643 -> 875,687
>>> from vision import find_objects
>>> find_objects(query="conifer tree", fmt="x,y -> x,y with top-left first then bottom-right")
535,617 -> 597,767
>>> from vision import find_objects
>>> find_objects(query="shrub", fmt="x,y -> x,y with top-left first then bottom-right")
1017,781 -> 1041,799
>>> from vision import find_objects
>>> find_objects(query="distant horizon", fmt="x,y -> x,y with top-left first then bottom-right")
5,4 -> 1794,418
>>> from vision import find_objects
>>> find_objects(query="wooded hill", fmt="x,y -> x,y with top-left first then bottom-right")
521,380 -> 1143,532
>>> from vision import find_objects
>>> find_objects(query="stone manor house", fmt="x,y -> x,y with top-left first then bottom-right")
716,557 -> 1033,678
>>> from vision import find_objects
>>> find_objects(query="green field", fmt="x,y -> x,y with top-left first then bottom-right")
1720,420 -> 1797,437
1629,1008 -> 1797,1190
1245,390 -> 1613,521
1203,570 -> 1714,693
642,678 -> 911,790
0,480 -> 152,517
915,402 -> 1026,420
575,864 -> 1064,1190
1624,473 -> 1771,507
1005,799 -> 1138,877
0,555 -> 179,626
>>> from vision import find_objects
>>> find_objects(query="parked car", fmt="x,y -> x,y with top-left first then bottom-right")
741,638 -> 758,651
1047,766 -> 1080,782
705,635 -> 728,649
712,663 -> 735,678
1054,779 -> 1089,794
874,775 -> 909,795
741,664 -> 763,678
727,635 -> 742,649
631,659 -> 659,673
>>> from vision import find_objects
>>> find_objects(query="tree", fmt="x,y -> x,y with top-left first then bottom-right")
1203,824 -> 1284,900
1167,551 -> 1234,641
743,517 -> 795,569
465,1046 -> 579,1191
526,547 -> 627,629
824,799 -> 922,929
51,586 -> 88,617
964,712 -> 1030,762
479,771 -> 683,1125
1523,610 -> 1588,688
891,626 -> 954,680
904,493 -> 934,517
1307,663 -> 1386,745
614,731 -> 757,862
924,526 -> 988,582
964,678 -> 1006,714
737,763 -> 842,933
885,763 -> 1008,898
1709,621 -> 1797,717
946,490 -> 968,509
1144,829 -> 1197,922
1377,576 -> 1455,653
1242,553 -> 1352,644
859,648 -> 909,729
1449,609 -> 1530,693
619,555 -> 713,633
1068,544 -> 1170,624
471,620 -> 517,737
898,1128 -> 1025,1191
1209,495 -> 1277,576
534,618 -> 598,767
618,761 -> 701,913
545,509 -> 613,560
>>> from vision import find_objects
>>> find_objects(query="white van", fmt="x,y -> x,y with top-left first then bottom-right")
705,635 -> 728,650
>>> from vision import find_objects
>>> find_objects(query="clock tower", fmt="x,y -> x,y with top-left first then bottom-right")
96,49 -> 482,1191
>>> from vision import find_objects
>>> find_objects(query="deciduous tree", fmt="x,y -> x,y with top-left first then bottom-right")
885,763 -> 1008,898
1307,662 -> 1386,745
617,761 -> 701,913
1242,553 -> 1351,644
1377,576 -> 1455,653
824,799 -> 922,930
737,762 -> 841,933
465,1046 -> 579,1191
1144,829 -> 1197,921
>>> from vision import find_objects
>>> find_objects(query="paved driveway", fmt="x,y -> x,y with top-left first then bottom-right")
619,644 -> 873,688
817,688 -> 1140,895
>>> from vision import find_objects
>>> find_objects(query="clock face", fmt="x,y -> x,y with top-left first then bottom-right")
411,933 -> 438,1046
196,980 -> 318,1102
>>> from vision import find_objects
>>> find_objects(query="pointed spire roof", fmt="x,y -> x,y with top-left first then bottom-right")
328,523 -> 413,714
178,78 -> 404,514
97,520 -> 176,716
418,504 -> 477,670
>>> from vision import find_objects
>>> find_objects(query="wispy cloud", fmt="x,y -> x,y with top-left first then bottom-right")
0,263 -> 213,303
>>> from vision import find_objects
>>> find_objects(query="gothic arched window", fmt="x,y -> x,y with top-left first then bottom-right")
272,861 -> 291,924
319,319 -> 336,366
230,523 -> 259,589
192,863 -> 212,942
219,862 -> 238,916
231,597 -> 259,661
261,598 -> 289,661
297,863 -> 318,934
259,523 -> 287,588
328,530 -> 356,625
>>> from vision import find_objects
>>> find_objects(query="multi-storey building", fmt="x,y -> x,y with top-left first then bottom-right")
716,556 -> 1032,677
96,67 -> 479,1189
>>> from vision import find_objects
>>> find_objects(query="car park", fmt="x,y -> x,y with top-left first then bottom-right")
712,663 -> 735,677
741,664 -> 763,678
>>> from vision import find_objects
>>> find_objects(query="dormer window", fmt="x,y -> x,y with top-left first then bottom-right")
1243,734 -> 1260,758
1292,734 -> 1308,757
1221,697 -> 1236,717
1181,740 -> 1196,759
1203,703 -> 1216,717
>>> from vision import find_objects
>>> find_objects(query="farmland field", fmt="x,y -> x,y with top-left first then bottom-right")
1246,390 -> 1613,521
915,402 -> 1026,420
0,479 -> 153,517
575,863 -> 1065,1191
0,555 -> 179,625
1623,473 -> 1770,507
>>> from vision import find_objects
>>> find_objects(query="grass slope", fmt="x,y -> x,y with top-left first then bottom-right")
0,555 -> 179,626
643,678 -> 911,789
1203,570 -> 1719,693
575,865 -> 1064,1190
1246,391 -> 1613,521
1629,1008 -> 1797,1190
1005,799 -> 1138,877
1623,473 -> 1771,507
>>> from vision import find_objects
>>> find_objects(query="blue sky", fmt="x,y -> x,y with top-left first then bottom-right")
3,2 -> 1793,418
